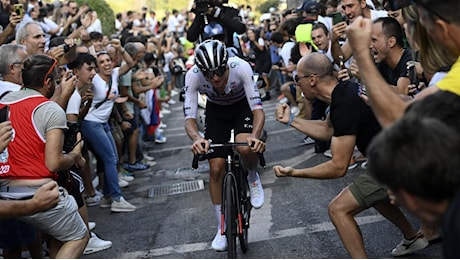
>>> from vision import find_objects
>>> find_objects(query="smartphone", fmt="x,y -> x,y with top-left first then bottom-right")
13,4 -> 24,17
407,62 -> 419,85
0,105 -> 9,123
338,55 -> 345,70
332,12 -> 343,25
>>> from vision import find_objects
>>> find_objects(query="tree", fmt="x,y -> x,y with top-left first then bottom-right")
76,0 -> 115,36
257,0 -> 282,13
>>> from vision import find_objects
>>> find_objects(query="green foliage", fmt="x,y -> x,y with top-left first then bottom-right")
76,0 -> 115,36
257,0 -> 281,13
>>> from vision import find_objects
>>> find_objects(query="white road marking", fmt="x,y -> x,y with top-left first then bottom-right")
135,214 -> 385,257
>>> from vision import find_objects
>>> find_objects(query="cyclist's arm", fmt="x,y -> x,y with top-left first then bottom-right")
183,69 -> 203,143
251,108 -> 265,140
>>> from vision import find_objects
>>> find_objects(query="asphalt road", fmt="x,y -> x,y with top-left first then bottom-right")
83,91 -> 443,259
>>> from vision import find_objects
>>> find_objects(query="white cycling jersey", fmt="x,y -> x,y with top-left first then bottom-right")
183,56 -> 263,120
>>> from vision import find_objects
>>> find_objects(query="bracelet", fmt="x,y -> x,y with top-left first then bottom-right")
287,114 -> 295,127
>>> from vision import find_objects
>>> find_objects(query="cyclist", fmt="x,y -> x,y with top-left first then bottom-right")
184,39 -> 266,251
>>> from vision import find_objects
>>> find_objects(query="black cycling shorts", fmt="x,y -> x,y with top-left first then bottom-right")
204,98 -> 254,159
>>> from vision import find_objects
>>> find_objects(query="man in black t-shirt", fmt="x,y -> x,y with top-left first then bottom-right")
372,17 -> 411,95
273,53 -> 428,258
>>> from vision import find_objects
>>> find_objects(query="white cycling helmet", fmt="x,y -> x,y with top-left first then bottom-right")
194,39 -> 228,77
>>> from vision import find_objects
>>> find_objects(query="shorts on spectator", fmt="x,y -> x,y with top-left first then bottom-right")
348,173 -> 389,208
17,187 -> 87,242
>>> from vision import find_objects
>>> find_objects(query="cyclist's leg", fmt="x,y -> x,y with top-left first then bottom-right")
204,101 -> 233,205
205,101 -> 232,251
233,100 -> 264,208
208,157 -> 226,205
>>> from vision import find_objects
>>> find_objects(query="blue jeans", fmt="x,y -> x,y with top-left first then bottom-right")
80,120 -> 121,200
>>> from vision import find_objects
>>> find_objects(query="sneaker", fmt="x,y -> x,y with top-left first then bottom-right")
118,178 -> 129,188
248,173 -> 264,209
161,108 -> 171,114
171,89 -> 179,96
142,159 -> 157,167
85,190 -> 103,207
83,232 -> 113,255
168,99 -> 177,105
88,222 -> 96,231
162,102 -> 169,108
143,153 -> 155,161
111,197 -> 136,212
122,162 -> 150,172
211,229 -> 227,251
83,232 -> 112,255
100,197 -> 112,208
119,172 -> 134,182
159,122 -> 167,129
155,136 -> 167,144
323,149 -> 332,158
290,106 -> 300,117
303,136 -> 315,145
391,233 -> 429,256
279,97 -> 288,104
361,161 -> 368,170
348,162 -> 358,170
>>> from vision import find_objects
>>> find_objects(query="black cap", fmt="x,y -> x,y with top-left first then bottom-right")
296,0 -> 320,14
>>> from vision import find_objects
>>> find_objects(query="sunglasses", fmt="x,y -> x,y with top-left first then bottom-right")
44,57 -> 59,86
293,73 -> 315,83
202,65 -> 226,79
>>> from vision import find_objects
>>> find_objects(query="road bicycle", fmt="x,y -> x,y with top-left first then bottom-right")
192,141 -> 266,258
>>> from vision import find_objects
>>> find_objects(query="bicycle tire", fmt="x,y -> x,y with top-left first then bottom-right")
225,174 -> 237,259
238,171 -> 252,254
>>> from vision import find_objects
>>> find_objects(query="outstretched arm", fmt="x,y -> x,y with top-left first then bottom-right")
273,134 -> 356,179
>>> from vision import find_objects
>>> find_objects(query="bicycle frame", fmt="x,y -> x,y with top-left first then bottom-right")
192,141 -> 265,258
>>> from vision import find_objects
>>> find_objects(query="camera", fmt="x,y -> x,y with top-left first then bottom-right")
195,0 -> 212,13
60,43 -> 70,53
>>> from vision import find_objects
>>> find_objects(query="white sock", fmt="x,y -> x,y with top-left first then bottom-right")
214,204 -> 221,230
247,170 -> 258,183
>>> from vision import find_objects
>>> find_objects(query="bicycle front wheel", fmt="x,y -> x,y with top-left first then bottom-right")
225,174 -> 237,258
239,177 -> 250,253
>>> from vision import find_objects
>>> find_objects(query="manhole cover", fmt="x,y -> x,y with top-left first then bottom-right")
147,179 -> 205,198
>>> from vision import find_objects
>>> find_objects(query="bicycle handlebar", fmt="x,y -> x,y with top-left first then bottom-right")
192,142 -> 266,169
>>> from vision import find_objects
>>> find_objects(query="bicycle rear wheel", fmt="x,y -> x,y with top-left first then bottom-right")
224,174 -> 237,258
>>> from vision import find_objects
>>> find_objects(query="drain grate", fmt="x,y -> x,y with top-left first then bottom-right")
147,179 -> 205,198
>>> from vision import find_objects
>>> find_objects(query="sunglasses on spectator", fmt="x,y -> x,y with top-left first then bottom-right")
293,73 -> 316,83
202,65 -> 226,79
44,57 -> 59,86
